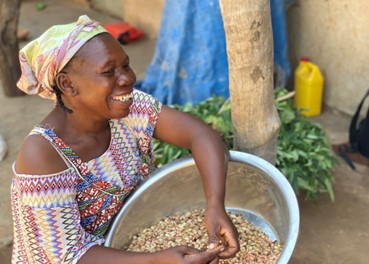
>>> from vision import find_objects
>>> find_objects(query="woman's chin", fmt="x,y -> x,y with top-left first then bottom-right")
109,99 -> 133,118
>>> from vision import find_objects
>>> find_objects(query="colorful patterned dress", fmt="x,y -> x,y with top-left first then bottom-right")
11,90 -> 162,264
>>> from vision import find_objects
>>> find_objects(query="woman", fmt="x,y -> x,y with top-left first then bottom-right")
11,15 -> 239,264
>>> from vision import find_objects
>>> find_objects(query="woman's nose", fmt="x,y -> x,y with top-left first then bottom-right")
116,69 -> 136,86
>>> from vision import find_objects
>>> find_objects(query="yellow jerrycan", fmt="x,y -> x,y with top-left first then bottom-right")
293,57 -> 324,116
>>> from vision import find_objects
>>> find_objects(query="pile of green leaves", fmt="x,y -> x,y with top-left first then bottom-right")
153,96 -> 233,165
274,89 -> 338,201
153,88 -> 338,201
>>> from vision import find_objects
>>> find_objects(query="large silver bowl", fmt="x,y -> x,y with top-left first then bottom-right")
104,150 -> 300,263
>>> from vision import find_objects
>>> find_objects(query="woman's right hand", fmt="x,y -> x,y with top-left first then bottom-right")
153,245 -> 223,264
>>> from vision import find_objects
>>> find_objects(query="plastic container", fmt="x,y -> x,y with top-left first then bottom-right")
293,57 -> 324,116
104,22 -> 143,45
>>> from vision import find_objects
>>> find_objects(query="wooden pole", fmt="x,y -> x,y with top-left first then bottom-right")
0,0 -> 24,97
219,0 -> 280,164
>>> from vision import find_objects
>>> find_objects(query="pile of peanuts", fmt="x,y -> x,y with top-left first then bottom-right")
124,209 -> 283,263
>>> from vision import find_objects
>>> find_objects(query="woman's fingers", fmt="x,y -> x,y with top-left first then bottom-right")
217,229 -> 239,258
177,245 -> 201,255
205,212 -> 240,259
185,245 -> 223,264
207,234 -> 222,250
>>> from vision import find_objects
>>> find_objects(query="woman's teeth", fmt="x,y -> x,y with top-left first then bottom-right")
113,93 -> 133,102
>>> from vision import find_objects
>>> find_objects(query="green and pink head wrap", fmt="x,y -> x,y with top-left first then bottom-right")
17,15 -> 107,100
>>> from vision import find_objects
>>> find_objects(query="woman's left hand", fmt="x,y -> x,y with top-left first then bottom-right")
154,106 -> 240,261
205,207 -> 240,261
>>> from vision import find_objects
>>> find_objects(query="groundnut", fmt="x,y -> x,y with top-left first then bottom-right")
123,209 -> 283,263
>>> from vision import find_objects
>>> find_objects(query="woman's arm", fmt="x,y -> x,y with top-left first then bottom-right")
154,105 -> 228,208
154,105 -> 240,259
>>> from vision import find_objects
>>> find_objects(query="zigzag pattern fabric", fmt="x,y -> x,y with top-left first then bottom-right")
11,90 -> 162,263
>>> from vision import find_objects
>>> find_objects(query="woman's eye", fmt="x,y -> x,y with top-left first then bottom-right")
123,64 -> 130,69
103,69 -> 115,74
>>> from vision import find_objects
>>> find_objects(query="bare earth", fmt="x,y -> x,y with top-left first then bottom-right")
0,1 -> 368,263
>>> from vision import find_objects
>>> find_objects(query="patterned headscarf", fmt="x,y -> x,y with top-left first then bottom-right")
17,15 -> 107,100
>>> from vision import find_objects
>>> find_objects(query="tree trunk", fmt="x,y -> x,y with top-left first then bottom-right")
219,0 -> 280,164
0,0 -> 24,97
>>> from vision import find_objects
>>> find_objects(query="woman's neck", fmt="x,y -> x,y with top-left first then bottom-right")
41,107 -> 110,136
40,107 -> 112,161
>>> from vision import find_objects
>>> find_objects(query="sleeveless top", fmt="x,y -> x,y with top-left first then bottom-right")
11,90 -> 162,264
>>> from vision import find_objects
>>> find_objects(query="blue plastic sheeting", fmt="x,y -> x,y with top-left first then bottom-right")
271,0 -> 291,80
137,0 -> 290,105
136,0 -> 228,106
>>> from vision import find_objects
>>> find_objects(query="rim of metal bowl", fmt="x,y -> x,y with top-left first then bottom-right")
104,150 -> 300,263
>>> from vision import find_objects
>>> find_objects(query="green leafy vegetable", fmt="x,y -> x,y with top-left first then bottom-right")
36,1 -> 47,11
153,88 -> 338,201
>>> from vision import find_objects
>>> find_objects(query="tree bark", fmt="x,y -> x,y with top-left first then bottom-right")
219,0 -> 280,164
0,0 -> 24,97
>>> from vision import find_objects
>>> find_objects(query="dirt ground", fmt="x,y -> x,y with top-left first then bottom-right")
1,1 -> 369,263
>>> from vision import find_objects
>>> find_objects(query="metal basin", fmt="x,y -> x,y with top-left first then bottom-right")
104,150 -> 300,263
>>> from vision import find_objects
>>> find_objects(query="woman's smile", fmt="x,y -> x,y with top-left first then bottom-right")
112,92 -> 133,102
111,91 -> 134,108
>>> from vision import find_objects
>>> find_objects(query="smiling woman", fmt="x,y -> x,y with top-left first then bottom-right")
10,15 -> 240,264
53,33 -> 136,119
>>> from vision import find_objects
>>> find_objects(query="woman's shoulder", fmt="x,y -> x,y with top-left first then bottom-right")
132,89 -> 162,110
15,132 -> 69,176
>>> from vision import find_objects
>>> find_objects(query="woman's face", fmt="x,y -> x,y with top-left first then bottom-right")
64,33 -> 136,120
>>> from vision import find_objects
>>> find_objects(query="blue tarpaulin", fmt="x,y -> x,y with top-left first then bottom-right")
137,0 -> 290,105
271,0 -> 291,84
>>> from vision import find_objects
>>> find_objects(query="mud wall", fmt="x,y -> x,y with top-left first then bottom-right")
287,0 -> 369,115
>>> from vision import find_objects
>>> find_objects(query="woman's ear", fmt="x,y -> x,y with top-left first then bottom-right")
55,73 -> 78,96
